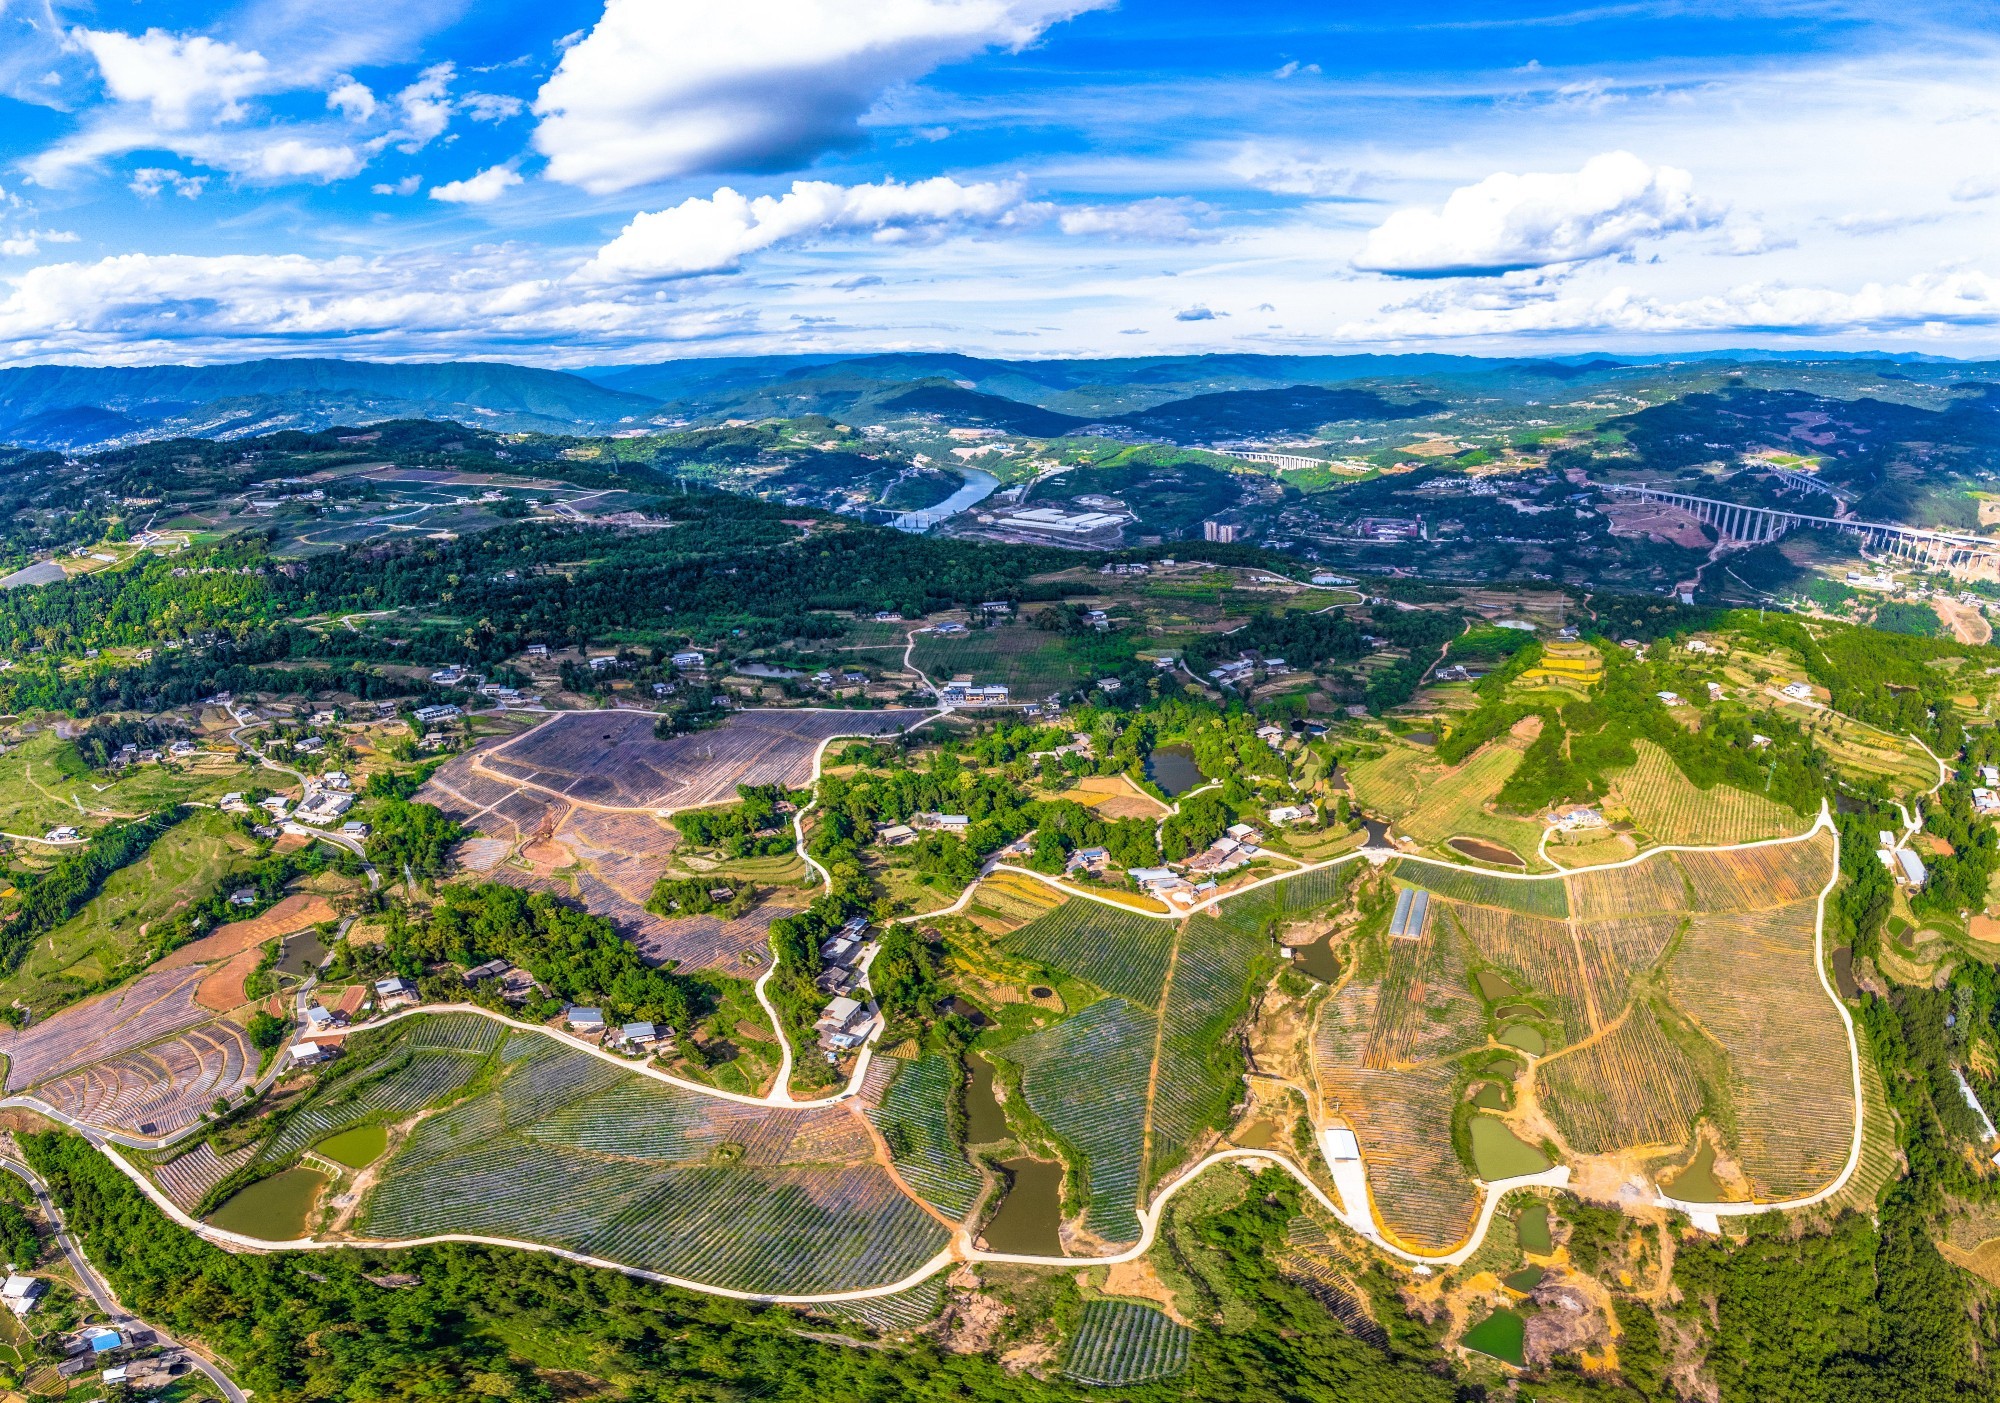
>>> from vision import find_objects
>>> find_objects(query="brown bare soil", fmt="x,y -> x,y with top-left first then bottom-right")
159,893 -> 338,969
196,947 -> 265,1013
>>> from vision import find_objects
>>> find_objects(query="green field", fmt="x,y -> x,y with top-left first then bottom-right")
0,807 -> 261,1010
911,625 -> 1134,695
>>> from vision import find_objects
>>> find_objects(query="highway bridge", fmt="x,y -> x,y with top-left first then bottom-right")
1605,483 -> 2000,572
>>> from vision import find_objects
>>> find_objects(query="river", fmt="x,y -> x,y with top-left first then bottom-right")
892,467 -> 1000,533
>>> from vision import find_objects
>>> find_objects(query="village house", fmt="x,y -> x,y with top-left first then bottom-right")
374,976 -> 418,1008
566,1006 -> 606,1034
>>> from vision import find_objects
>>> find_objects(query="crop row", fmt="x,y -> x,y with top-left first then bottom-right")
1006,901 -> 1176,1006
1539,999 -> 1708,1154
365,1134 -> 948,1294
1616,740 -> 1798,847
867,1055 -> 983,1218
1451,902 -> 1595,1045
1666,900 -> 1854,1196
263,1049 -> 486,1164
1366,912 -> 1485,1068
496,1039 -> 629,1127
1675,833 -> 1832,913
1566,853 -> 1689,924
1064,1300 -> 1192,1387
1000,997 -> 1155,1243
403,1011 -> 506,1053
1149,917 -> 1269,1179
1394,862 -> 1570,920
815,1273 -> 948,1336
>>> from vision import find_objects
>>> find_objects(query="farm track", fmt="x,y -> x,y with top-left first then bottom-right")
27,772 -> 1868,1300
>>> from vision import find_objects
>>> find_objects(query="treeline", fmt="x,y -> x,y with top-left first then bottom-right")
0,807 -> 186,981
672,784 -> 798,857
380,882 -> 696,1029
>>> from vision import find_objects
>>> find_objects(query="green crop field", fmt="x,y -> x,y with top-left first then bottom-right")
1005,900 -> 1177,1005
356,1022 -> 951,1294
910,625 -> 1132,695
1393,861 -> 1570,920
1149,915 -> 1273,1179
868,1054 -> 984,1219
1611,740 -> 1804,847
1065,1300 -> 1192,1386
996,997 -> 1155,1243
1389,741 -> 1548,867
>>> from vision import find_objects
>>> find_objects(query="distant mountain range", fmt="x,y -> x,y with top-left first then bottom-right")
0,350 -> 1993,453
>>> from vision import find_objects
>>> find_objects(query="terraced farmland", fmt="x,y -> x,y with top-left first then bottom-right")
1064,1300 -> 1192,1386
1006,900 -> 1177,1004
1364,916 -> 1485,1068
1665,897 -> 1853,1197
867,1055 -> 983,1218
1538,1000 -> 1708,1154
1613,740 -> 1804,846
37,1021 -> 254,1137
1387,742 -> 1547,865
998,997 -> 1155,1243
262,1049 -> 488,1165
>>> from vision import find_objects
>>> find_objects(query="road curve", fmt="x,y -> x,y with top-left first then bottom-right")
0,1157 -> 247,1403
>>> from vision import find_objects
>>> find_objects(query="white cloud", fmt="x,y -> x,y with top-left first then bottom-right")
1273,61 -> 1319,79
72,28 -> 272,127
1228,145 -> 1364,198
373,175 -> 422,196
1058,198 -> 1213,240
430,165 -> 524,205
1174,304 -> 1219,321
0,231 -> 74,258
532,0 -> 1112,194
581,176 -> 1027,280
392,63 -> 457,151
327,77 -> 377,121
128,168 -> 209,199
1354,151 -> 1715,277
1338,269 -> 2000,341
461,92 -> 526,123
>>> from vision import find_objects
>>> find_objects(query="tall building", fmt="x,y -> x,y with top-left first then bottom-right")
1203,519 -> 1240,543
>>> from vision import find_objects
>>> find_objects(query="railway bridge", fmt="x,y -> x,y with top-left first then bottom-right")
1605,483 -> 2000,573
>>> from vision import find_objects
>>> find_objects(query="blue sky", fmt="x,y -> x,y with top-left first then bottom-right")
2,0 -> 1999,365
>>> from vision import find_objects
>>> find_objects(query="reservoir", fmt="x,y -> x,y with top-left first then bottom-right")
982,1157 -> 1064,1256
1144,745 -> 1203,797
208,1166 -> 330,1240
891,467 -> 999,531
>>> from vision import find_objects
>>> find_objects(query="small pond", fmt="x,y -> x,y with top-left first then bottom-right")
1404,731 -> 1437,747
982,1157 -> 1064,1256
966,1057 -> 1009,1144
1492,1003 -> 1537,1022
1475,970 -> 1520,1002
1462,1308 -> 1527,1366
1517,1201 -> 1553,1254
208,1166 -> 329,1240
1144,745 -> 1204,798
1832,945 -> 1859,1000
1470,1082 -> 1509,1111
1664,1140 -> 1727,1203
317,1124 -> 387,1170
1293,934 -> 1341,983
1497,1024 -> 1547,1057
1503,1265 -> 1546,1293
276,932 -> 328,978
1469,1117 -> 1553,1180
1449,837 -> 1524,867
937,997 -> 989,1027
1361,818 -> 1392,847
1235,1119 -> 1278,1150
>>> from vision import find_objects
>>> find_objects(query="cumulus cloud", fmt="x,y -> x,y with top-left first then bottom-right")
580,176 -> 1026,281
72,28 -> 272,126
1058,198 -> 1214,240
129,168 -> 209,199
461,92 -> 526,123
1174,305 -> 1218,321
392,64 -> 457,151
430,165 -> 524,204
373,175 -> 422,196
2,231 -> 77,258
327,76 -> 376,121
1353,151 -> 1715,277
532,0 -> 1112,194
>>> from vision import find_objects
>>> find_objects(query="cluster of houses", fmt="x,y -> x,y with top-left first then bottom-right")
1208,651 -> 1291,687
1876,831 -> 1929,889
54,1324 -> 190,1388
939,675 -> 1011,705
1976,766 -> 2000,817
815,918 -> 879,1057
565,1006 -> 675,1056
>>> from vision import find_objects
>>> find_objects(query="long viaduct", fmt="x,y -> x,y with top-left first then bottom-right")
1606,483 -> 2000,572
